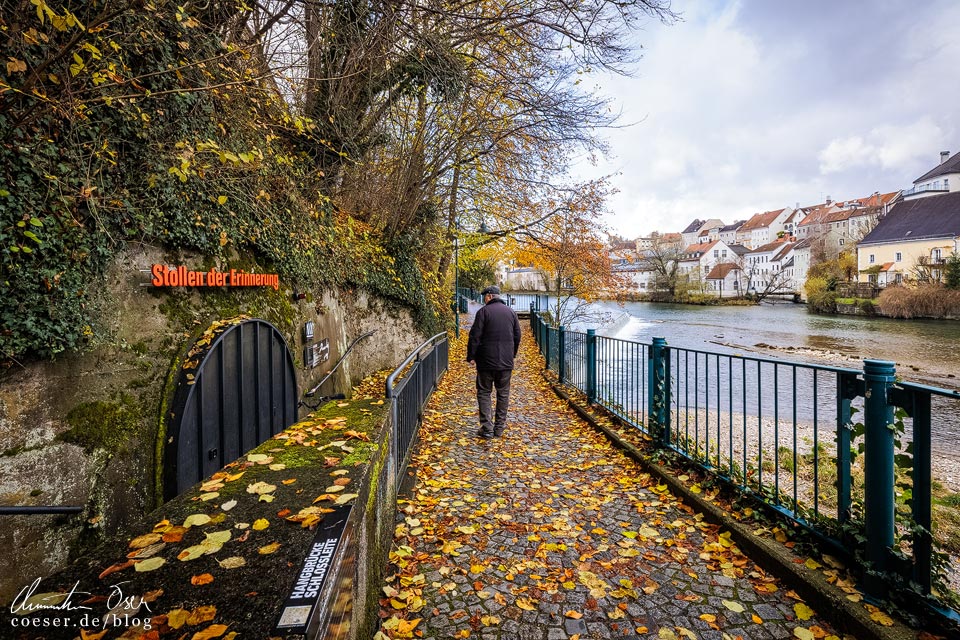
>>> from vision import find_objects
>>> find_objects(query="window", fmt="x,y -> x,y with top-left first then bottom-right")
895,273 -> 903,284
895,252 -> 902,262
722,250 -> 727,258
713,250 -> 719,258
869,254 -> 875,264
839,238 -> 844,246
933,249 -> 942,261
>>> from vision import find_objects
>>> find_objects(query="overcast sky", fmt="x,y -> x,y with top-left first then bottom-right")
577,0 -> 960,238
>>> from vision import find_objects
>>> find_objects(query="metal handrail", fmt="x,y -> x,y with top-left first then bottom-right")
385,333 -> 447,397
0,506 -> 83,515
304,330 -> 376,398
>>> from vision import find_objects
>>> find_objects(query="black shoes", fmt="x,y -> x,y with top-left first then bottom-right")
477,429 -> 494,439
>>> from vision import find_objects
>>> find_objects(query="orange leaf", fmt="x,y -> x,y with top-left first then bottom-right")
277,509 -> 292,517
98,560 -> 134,579
191,624 -> 229,640
162,526 -> 189,543
191,573 -> 215,585
80,630 -> 108,640
565,610 -> 583,619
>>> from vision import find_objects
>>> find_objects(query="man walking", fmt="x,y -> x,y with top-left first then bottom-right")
466,286 -> 522,439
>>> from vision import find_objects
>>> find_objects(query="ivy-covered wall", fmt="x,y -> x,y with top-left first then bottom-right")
0,243 -> 425,603
0,0 -> 443,363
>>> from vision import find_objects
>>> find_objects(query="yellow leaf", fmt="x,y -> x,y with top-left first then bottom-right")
699,614 -> 716,623
246,481 -> 276,495
869,609 -> 895,626
217,556 -> 246,569
794,628 -> 815,640
794,603 -> 815,621
258,542 -> 281,554
722,599 -> 745,613
184,514 -> 212,528
516,597 -> 536,610
167,608 -> 190,629
565,610 -> 583,619
335,493 -> 359,505
253,519 -> 269,531
217,195 -> 228,205
134,557 -> 166,572
457,525 -> 477,534
752,614 -> 763,624
804,558 -> 822,570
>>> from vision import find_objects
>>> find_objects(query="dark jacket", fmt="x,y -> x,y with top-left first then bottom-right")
467,298 -> 521,370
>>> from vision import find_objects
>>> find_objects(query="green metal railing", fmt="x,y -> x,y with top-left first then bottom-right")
530,310 -> 960,626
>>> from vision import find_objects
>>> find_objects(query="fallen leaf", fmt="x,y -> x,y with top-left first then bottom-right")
192,624 -> 229,640
565,611 -> 583,619
723,599 -> 745,613
191,573 -> 214,585
129,533 -> 162,549
220,500 -> 237,512
184,514 -> 212,528
217,557 -> 246,569
259,542 -> 281,554
186,605 -> 217,625
99,560 -> 135,579
794,603 -> 815,621
134,557 -> 166,572
252,519 -> 269,531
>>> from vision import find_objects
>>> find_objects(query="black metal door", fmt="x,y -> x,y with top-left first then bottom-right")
164,319 -> 297,499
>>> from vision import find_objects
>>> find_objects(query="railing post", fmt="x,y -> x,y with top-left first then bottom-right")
836,373 -> 857,524
648,337 -> 669,446
586,329 -> 597,404
545,324 -> 551,370
558,326 -> 566,384
862,359 -> 896,598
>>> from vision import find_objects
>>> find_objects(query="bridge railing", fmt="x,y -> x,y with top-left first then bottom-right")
385,333 -> 449,482
530,310 -> 960,626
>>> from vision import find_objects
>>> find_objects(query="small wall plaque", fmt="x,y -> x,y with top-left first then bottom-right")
304,338 -> 330,369
304,321 -> 315,341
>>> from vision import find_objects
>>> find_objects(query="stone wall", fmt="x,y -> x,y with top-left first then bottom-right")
0,243 -> 424,602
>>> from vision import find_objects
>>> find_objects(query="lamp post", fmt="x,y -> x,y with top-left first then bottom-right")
454,233 -> 460,338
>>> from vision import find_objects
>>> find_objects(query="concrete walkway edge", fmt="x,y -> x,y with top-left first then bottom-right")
546,376 -> 916,640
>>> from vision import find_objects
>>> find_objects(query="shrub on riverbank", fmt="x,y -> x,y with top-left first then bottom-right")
624,292 -> 756,306
878,284 -> 960,319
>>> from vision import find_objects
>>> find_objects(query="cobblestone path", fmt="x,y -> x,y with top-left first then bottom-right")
378,313 -> 850,640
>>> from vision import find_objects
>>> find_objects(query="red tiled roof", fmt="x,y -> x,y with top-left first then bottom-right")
706,263 -> 741,280
739,208 -> 786,232
682,240 -> 718,257
879,262 -> 895,272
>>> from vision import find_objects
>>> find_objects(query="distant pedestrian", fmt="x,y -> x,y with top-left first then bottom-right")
466,286 -> 521,438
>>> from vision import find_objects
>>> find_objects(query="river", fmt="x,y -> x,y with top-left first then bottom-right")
573,300 -> 960,487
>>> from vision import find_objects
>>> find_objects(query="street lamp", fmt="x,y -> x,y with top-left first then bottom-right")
453,219 -> 491,338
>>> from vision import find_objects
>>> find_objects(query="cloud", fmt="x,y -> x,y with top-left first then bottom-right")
818,119 -> 945,175
577,0 -> 960,238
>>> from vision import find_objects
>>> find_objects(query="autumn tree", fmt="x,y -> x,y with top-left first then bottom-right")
510,183 -> 628,326
644,234 -> 683,300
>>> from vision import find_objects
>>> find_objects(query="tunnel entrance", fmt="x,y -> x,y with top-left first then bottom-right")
164,318 -> 297,499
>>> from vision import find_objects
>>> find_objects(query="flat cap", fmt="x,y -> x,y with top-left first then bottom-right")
480,285 -> 500,295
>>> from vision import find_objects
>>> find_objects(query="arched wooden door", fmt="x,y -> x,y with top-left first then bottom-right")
164,318 -> 297,499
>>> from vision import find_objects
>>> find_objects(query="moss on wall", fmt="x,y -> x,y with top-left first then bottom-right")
57,395 -> 141,454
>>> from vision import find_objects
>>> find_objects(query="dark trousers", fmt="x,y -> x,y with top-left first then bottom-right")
476,368 -> 512,435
